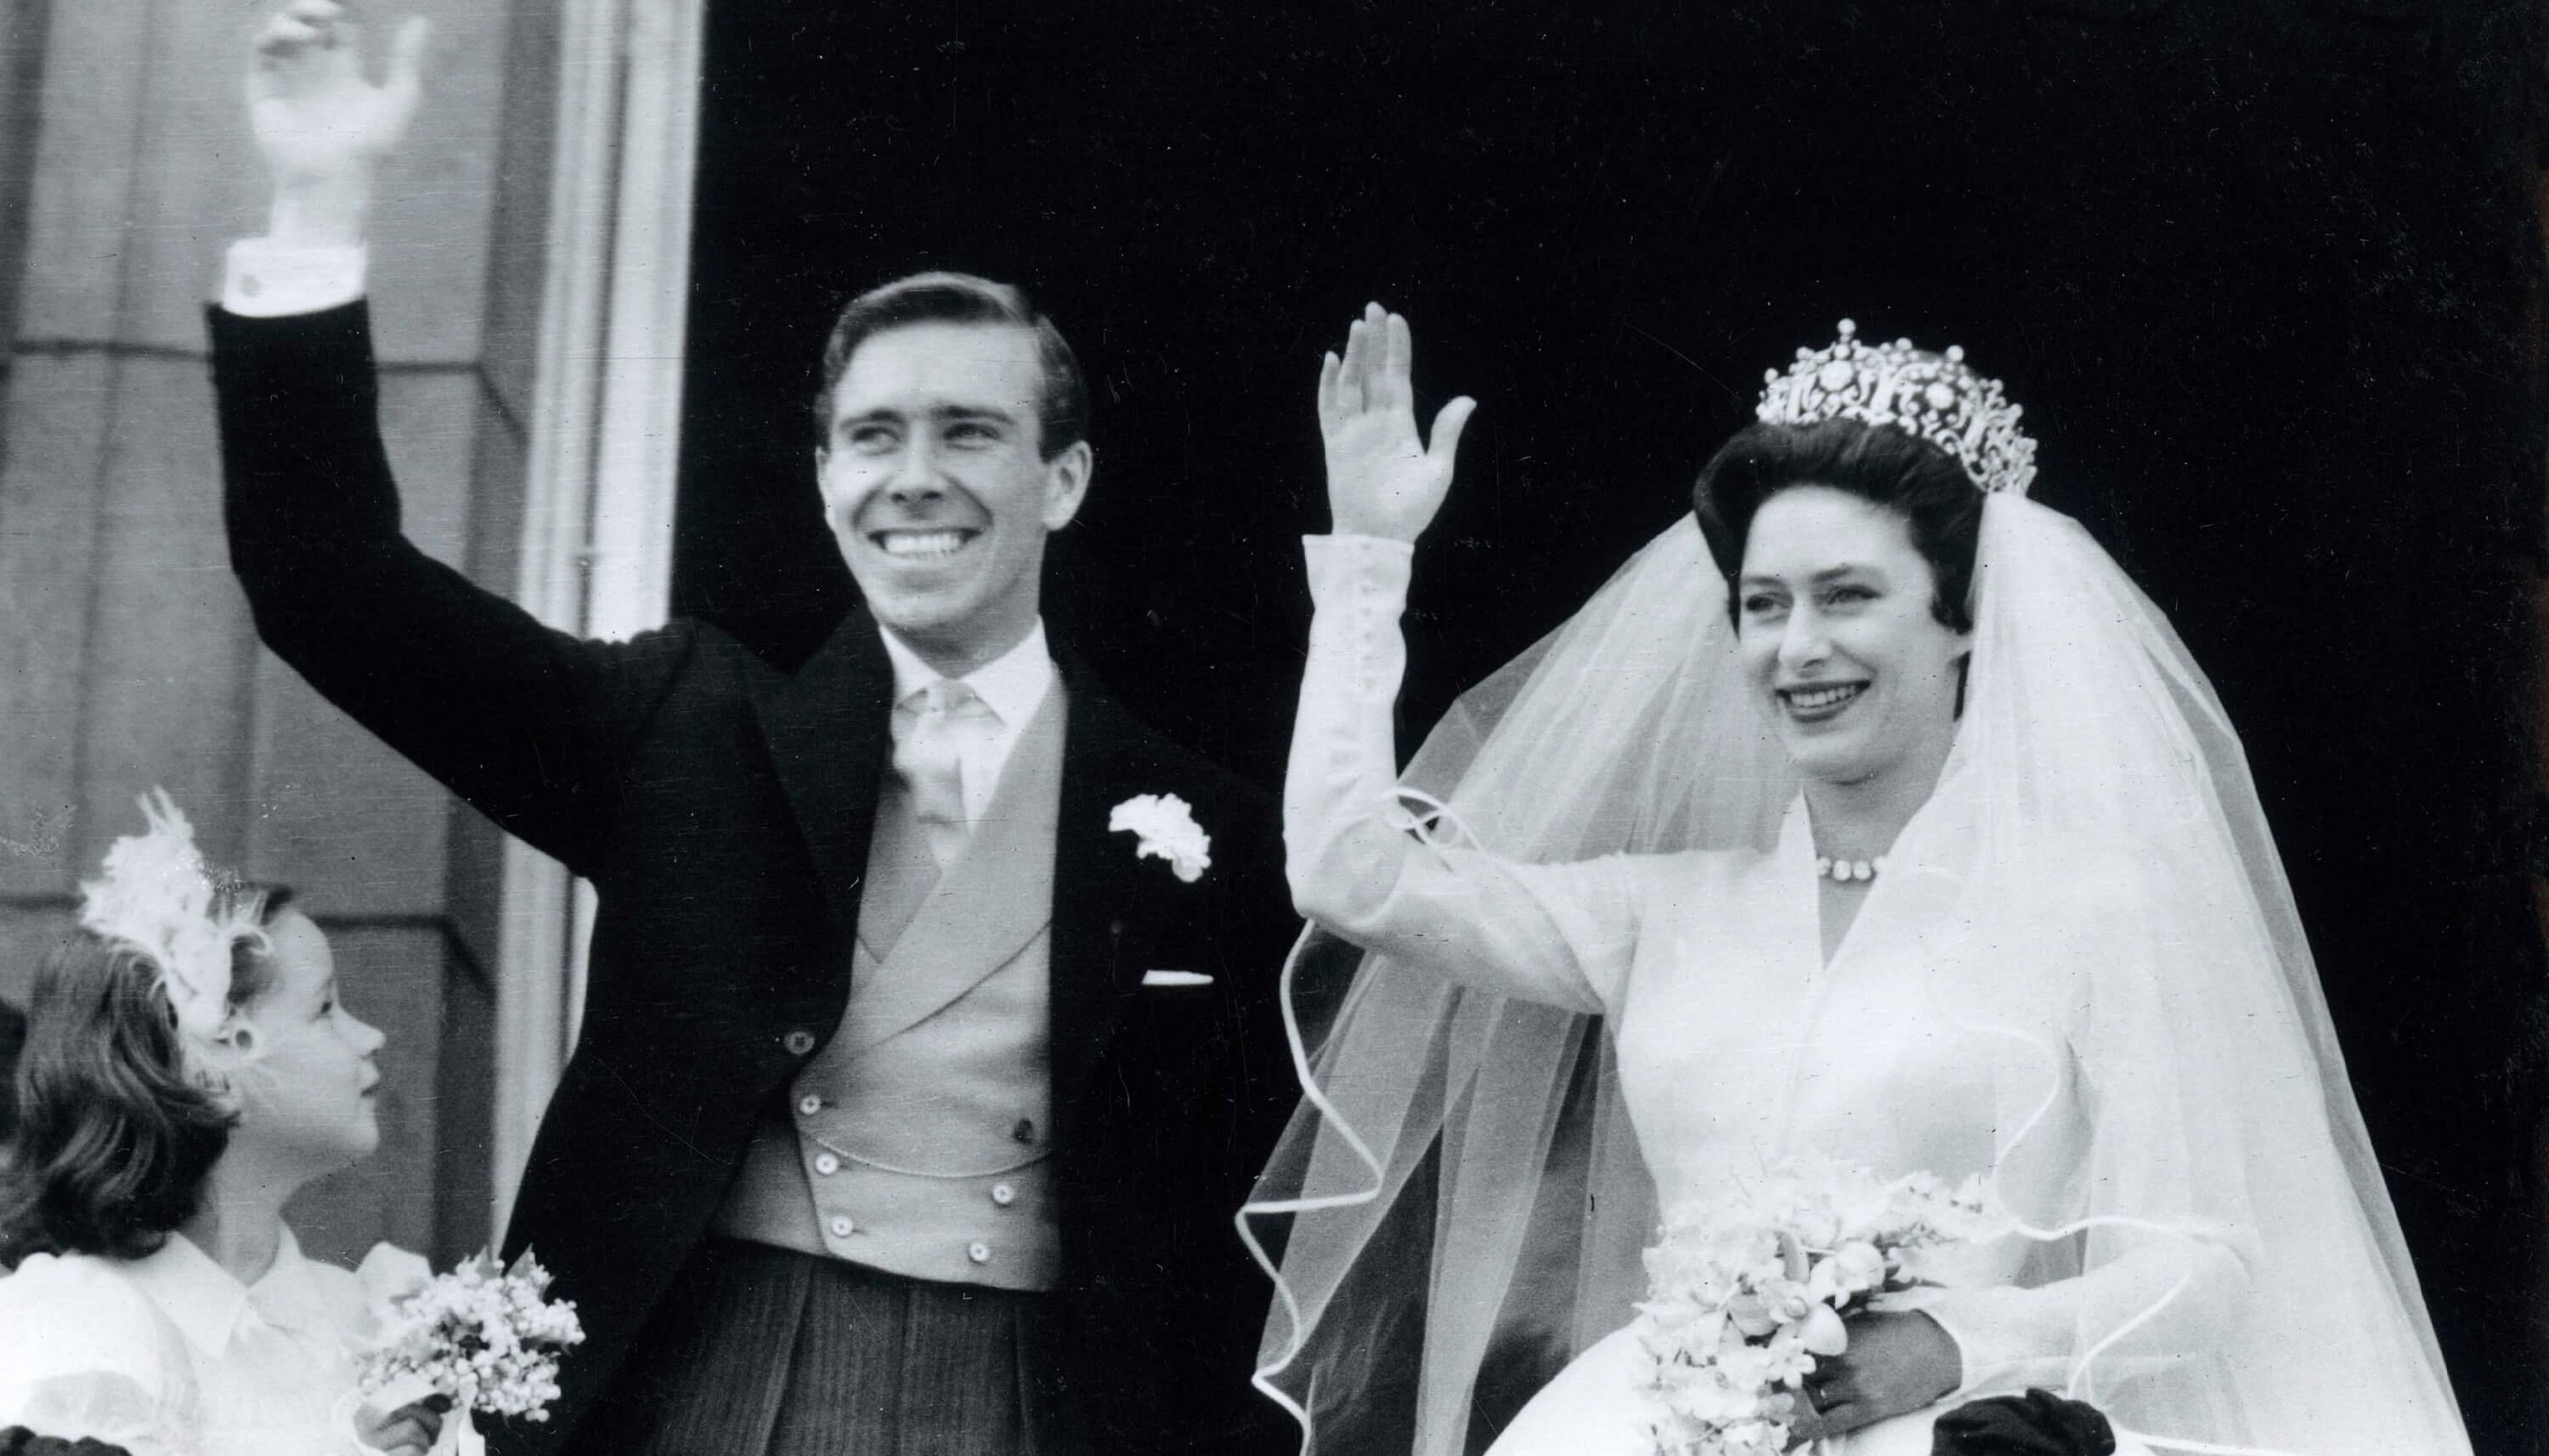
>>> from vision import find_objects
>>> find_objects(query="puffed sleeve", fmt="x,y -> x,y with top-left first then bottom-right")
342,1242 -> 432,1346
0,1256 -> 185,1456
1286,534 -> 1647,1014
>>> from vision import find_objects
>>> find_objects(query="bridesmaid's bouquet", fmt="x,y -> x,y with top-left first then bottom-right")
358,1249 -> 586,1423
1634,1159 -> 2002,1456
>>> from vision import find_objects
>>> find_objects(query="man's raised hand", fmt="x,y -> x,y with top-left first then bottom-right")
247,1 -> 428,246
1318,303 -> 1477,544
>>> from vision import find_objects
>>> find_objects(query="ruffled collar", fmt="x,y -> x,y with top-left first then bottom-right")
125,1224 -> 341,1357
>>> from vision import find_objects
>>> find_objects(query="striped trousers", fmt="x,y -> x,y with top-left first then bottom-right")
582,1238 -> 1091,1456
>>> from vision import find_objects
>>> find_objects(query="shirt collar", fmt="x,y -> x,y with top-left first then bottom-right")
128,1224 -> 336,1357
877,619 -> 1054,730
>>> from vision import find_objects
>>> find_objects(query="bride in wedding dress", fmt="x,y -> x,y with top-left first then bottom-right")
1246,307 -> 2469,1456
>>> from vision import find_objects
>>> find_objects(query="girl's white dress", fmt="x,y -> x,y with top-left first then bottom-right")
1273,529 -> 2466,1456
0,1227 -> 423,1456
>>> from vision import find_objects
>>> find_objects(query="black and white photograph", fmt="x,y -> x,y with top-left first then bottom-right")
0,3 -> 2543,1454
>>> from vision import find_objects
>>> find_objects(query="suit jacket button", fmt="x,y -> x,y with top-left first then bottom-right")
783,1029 -> 817,1056
990,1182 -> 1016,1207
967,1241 -> 992,1264
829,1215 -> 856,1238
814,1153 -> 840,1176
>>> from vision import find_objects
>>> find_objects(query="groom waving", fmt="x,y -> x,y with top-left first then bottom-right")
212,7 -> 1302,1453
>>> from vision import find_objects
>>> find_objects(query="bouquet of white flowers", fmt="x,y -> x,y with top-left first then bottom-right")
359,1249 -> 586,1424
1635,1159 -> 2004,1456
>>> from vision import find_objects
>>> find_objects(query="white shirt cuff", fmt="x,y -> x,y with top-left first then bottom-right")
222,239 -> 368,317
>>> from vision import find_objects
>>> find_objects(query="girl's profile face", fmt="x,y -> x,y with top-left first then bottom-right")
226,909 -> 385,1177
1734,485 -> 1970,791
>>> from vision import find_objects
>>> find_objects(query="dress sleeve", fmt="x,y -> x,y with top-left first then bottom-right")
1285,534 -> 1644,1015
1919,1217 -> 2252,1400
0,1258 -> 185,1456
1917,901 -> 2258,1400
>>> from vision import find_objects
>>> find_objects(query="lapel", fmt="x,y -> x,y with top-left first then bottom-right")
852,795 -> 941,961
839,693 -> 1065,1055
1047,655 -> 1189,1132
750,607 -> 896,958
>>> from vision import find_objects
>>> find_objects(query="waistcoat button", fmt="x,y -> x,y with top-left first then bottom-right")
797,1093 -> 823,1117
814,1153 -> 840,1177
783,1029 -> 817,1056
990,1182 -> 1017,1207
830,1215 -> 856,1238
967,1241 -> 992,1264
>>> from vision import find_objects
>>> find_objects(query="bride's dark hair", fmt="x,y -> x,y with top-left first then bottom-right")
1691,417 -> 1985,632
0,888 -> 292,1263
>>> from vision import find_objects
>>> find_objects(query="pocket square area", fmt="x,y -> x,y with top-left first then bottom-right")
1141,969 -> 1214,988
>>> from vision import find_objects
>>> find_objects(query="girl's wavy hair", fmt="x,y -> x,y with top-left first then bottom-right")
0,886 -> 292,1263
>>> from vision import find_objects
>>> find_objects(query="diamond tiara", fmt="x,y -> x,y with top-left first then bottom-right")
1755,320 -> 2037,497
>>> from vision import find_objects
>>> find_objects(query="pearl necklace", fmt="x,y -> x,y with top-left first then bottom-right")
1814,855 -> 1886,883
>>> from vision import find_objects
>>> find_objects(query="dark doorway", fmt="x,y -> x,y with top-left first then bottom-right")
679,3 -> 2546,1448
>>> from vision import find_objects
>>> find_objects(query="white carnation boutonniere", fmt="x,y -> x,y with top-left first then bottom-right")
1111,793 -> 1212,883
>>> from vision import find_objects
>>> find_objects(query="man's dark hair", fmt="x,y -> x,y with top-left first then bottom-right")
1691,417 -> 1984,633
811,271 -> 1088,460
1,887 -> 293,1261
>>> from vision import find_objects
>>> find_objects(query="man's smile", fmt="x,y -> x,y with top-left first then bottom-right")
868,527 -> 982,560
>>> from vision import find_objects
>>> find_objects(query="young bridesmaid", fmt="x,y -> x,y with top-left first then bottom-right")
0,794 -> 444,1456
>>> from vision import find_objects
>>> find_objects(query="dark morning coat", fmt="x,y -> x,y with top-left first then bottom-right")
209,302 -> 1306,1456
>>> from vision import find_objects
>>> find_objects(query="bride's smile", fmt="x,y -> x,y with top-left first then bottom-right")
1778,680 -> 1867,719
1734,485 -> 1970,793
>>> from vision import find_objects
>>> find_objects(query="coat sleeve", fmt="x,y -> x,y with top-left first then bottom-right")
210,302 -> 692,875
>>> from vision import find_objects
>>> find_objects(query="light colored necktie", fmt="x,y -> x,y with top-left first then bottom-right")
894,680 -> 975,867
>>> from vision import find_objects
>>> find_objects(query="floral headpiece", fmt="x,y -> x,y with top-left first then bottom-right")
76,790 -> 268,1051
1757,319 -> 2037,497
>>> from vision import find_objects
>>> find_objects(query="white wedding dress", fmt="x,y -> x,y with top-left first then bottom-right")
1258,520 -> 2467,1456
